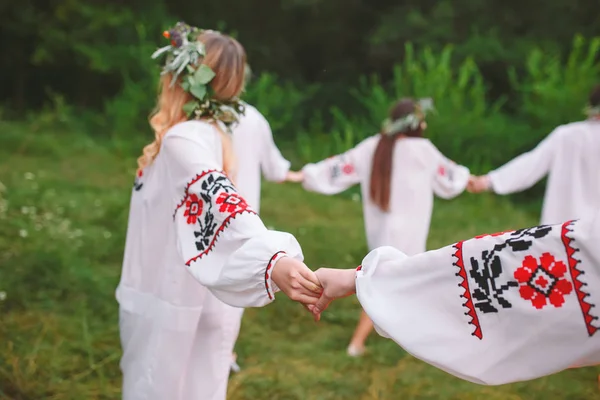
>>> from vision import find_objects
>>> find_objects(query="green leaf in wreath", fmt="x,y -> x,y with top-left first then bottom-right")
190,83 -> 207,100
194,64 -> 216,85
181,81 -> 191,91
182,101 -> 197,117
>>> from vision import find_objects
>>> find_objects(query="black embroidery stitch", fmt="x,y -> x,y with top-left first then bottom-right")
469,225 -> 553,313
193,173 -> 237,251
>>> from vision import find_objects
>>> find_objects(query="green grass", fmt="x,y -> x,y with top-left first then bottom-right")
1,121 -> 599,400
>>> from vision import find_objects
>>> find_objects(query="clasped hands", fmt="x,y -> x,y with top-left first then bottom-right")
273,172 -> 491,319
271,257 -> 356,321
467,174 -> 491,193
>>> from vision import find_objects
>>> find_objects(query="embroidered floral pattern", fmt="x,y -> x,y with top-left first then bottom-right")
469,225 -> 552,315
183,193 -> 203,224
174,170 -> 256,265
215,192 -> 248,214
514,253 -> 573,309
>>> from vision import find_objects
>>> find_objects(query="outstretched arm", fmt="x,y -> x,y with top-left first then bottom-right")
299,138 -> 376,195
486,131 -> 558,195
314,212 -> 600,385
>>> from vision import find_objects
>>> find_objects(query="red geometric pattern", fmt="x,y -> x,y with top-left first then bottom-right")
561,220 -> 598,336
183,193 -> 203,224
514,253 -> 573,309
452,241 -> 483,339
265,251 -> 287,300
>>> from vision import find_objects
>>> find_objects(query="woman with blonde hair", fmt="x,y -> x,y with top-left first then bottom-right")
115,22 -> 321,400
292,98 -> 471,356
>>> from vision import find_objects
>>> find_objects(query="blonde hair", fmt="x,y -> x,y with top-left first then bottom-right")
137,31 -> 247,179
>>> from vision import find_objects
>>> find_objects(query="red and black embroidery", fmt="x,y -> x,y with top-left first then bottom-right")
468,225 -> 553,316
133,169 -> 143,191
330,156 -> 355,180
437,165 -> 453,181
561,220 -> 598,336
514,253 -> 573,309
174,170 -> 256,265
184,194 -> 202,224
453,241 -> 483,339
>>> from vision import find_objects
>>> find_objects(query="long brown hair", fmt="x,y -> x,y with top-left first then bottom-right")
369,98 -> 424,212
138,31 -> 246,177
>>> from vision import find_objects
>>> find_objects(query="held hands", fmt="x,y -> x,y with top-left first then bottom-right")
467,175 -> 491,194
271,260 -> 357,320
308,268 -> 357,321
271,256 -> 322,305
285,170 -> 304,183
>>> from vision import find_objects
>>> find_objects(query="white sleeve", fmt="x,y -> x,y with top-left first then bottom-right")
356,211 -> 600,385
258,117 -> 291,182
164,133 -> 303,308
301,140 -> 368,195
488,130 -> 558,194
428,142 -> 470,199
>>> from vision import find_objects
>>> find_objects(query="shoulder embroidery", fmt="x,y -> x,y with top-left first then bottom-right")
174,170 -> 256,265
561,220 -> 597,336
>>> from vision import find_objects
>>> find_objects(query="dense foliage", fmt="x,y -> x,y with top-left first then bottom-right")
1,0 -> 599,186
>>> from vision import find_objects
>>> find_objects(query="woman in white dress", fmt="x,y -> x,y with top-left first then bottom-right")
468,85 -> 600,225
311,209 -> 600,386
294,98 -> 471,356
115,23 -> 321,400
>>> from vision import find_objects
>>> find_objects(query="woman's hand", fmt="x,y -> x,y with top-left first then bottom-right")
271,256 -> 322,305
309,268 -> 357,321
285,170 -> 304,183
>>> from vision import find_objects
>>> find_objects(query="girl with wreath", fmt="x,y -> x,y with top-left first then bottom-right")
115,23 -> 321,400
289,98 -> 471,356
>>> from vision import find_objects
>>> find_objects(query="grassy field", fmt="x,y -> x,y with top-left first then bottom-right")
1,121 -> 599,400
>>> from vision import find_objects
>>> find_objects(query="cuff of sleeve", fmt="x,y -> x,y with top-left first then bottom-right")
265,251 -> 288,299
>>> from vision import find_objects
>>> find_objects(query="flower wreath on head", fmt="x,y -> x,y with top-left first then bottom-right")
151,21 -> 246,132
381,98 -> 435,136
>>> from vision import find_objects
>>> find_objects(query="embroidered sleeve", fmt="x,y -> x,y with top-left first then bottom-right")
164,131 -> 305,308
355,214 -> 600,385
301,150 -> 362,195
172,169 -> 304,307
431,154 -> 470,199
